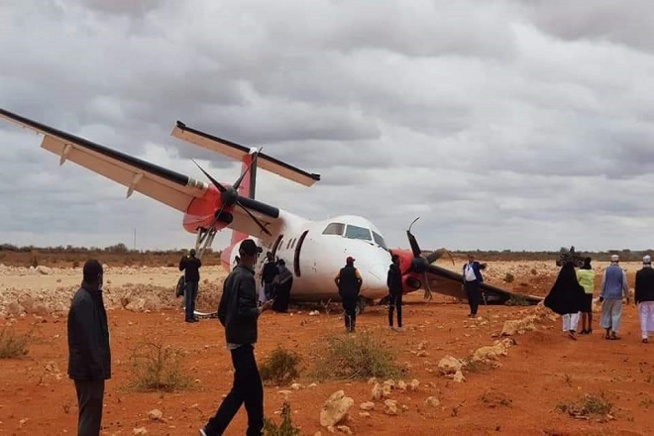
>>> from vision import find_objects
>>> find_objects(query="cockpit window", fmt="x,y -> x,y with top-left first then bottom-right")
323,222 -> 345,236
344,224 -> 372,241
372,231 -> 388,250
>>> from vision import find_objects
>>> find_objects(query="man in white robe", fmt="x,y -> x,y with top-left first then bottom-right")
635,255 -> 654,344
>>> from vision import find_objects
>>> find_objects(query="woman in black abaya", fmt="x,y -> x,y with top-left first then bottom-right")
544,261 -> 586,340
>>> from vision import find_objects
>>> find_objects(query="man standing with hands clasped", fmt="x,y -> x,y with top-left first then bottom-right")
201,239 -> 272,436
67,259 -> 111,436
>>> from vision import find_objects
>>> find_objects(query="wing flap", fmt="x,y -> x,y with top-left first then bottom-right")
41,136 -> 200,211
425,264 -> 543,304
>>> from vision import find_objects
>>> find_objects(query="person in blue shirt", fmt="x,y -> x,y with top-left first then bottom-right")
600,254 -> 630,340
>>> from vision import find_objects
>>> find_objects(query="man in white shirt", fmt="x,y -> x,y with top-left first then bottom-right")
462,254 -> 485,318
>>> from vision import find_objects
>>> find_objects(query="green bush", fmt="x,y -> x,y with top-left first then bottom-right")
263,402 -> 301,436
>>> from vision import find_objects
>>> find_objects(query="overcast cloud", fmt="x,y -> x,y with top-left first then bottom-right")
2,0 -> 654,252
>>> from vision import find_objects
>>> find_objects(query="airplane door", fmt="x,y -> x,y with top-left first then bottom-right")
293,230 -> 309,277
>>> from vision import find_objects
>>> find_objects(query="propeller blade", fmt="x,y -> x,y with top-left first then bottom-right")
426,248 -> 455,266
423,271 -> 433,300
236,201 -> 272,236
192,159 -> 227,193
232,148 -> 262,190
406,230 -> 422,258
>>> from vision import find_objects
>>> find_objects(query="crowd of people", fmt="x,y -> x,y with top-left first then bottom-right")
67,244 -> 654,435
545,254 -> 654,342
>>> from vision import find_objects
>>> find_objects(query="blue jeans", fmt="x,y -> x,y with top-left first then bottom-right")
185,281 -> 198,320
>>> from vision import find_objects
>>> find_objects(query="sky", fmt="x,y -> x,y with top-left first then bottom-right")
1,0 -> 654,252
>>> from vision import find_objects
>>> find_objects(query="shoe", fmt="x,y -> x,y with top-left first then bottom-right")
579,329 -> 588,335
199,428 -> 208,436
568,331 -> 577,340
185,318 -> 197,323
396,327 -> 404,332
643,338 -> 649,344
389,326 -> 395,331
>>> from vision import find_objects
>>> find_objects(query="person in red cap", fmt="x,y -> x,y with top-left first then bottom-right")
334,256 -> 362,333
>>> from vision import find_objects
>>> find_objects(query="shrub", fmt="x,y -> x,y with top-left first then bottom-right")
312,333 -> 403,380
503,273 -> 515,283
260,346 -> 302,386
505,294 -> 530,306
263,402 -> 301,436
128,341 -> 191,392
556,392 -> 614,419
0,326 -> 31,358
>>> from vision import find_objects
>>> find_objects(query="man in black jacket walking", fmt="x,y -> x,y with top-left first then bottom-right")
635,254 -> 654,344
387,254 -> 404,331
201,239 -> 272,436
335,256 -> 363,333
67,259 -> 111,436
180,248 -> 202,323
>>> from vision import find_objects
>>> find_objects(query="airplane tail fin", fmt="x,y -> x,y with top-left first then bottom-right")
231,150 -> 257,246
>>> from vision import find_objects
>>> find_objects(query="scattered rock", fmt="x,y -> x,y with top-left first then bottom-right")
133,428 -> 147,435
438,356 -> 463,375
371,383 -> 382,401
425,397 -> 440,408
337,425 -> 353,435
147,409 -> 163,421
359,402 -> 375,411
383,399 -> 398,416
320,391 -> 354,428
409,379 -> 420,391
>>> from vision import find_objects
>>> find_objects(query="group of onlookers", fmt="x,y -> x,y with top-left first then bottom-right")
545,254 -> 654,342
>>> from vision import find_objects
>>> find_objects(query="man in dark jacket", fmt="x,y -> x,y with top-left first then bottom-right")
261,251 -> 278,301
179,248 -> 202,323
635,254 -> 654,343
335,256 -> 362,333
462,254 -> 485,317
67,259 -> 111,436
201,239 -> 272,436
387,254 -> 404,331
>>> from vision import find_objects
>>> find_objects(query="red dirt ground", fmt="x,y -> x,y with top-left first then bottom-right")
2,290 -> 654,436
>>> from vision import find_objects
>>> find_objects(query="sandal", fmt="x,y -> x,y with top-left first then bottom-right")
568,331 -> 577,340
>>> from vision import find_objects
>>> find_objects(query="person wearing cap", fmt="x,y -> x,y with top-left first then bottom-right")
67,259 -> 111,436
179,248 -> 202,323
635,254 -> 654,344
462,253 -> 486,318
201,239 -> 271,436
599,254 -> 630,340
387,254 -> 404,331
335,256 -> 363,333
576,257 -> 595,334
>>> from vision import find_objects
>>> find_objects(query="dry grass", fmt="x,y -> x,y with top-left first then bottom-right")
260,346 -> 302,386
312,332 -> 404,381
263,401 -> 301,436
556,392 -> 614,419
127,341 -> 191,392
0,325 -> 31,358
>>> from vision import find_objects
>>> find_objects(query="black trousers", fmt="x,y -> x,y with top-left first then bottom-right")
205,345 -> 264,436
74,379 -> 105,436
343,299 -> 357,332
464,280 -> 481,315
388,293 -> 403,328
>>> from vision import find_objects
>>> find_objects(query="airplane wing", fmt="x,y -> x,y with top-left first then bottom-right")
0,108 -> 208,211
423,264 -> 543,305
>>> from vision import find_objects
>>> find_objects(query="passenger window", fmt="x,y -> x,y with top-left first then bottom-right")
322,223 -> 345,235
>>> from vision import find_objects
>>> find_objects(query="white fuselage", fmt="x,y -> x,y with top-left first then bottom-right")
227,212 -> 392,302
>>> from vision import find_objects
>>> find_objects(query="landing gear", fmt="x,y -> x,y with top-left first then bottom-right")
194,227 -> 217,260
355,297 -> 371,315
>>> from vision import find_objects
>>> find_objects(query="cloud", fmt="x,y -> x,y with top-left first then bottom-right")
1,0 -> 654,252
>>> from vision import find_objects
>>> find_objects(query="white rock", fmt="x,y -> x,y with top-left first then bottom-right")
383,399 -> 398,416
359,401 -> 375,411
133,428 -> 148,435
147,409 -> 163,421
337,425 -> 353,435
438,356 -> 463,375
409,379 -> 420,391
371,383 -> 382,400
320,390 -> 354,428
425,397 -> 440,408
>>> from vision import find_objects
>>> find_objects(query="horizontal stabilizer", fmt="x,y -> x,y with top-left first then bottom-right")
171,121 -> 321,187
